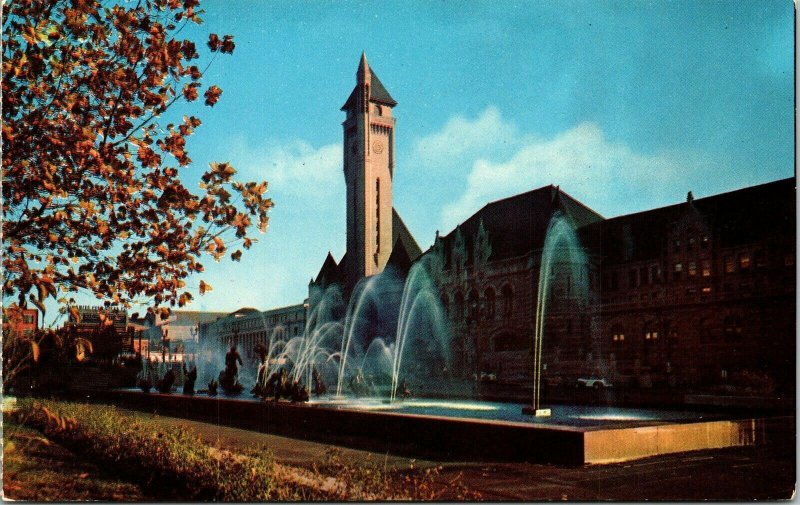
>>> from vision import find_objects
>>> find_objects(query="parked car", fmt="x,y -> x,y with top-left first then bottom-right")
575,377 -> 613,389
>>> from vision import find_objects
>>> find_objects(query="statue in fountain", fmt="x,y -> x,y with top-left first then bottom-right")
226,344 -> 243,376
182,362 -> 197,395
218,345 -> 244,395
156,367 -> 175,393
348,371 -> 365,396
252,344 -> 269,397
274,368 -> 289,401
137,376 -> 152,393
289,379 -> 310,403
311,367 -> 327,396
260,370 -> 279,399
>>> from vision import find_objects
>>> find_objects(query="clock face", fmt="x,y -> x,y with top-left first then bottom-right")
372,141 -> 384,154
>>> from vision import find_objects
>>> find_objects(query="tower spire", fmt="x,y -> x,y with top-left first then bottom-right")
357,52 -> 370,83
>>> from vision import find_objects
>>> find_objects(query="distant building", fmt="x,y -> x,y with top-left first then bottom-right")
198,304 -> 307,365
3,307 -> 38,336
65,305 -> 133,358
131,310 -> 228,362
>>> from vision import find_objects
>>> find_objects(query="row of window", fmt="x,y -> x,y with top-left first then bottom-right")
606,251 -> 792,291
443,285 -> 514,322
222,325 -> 304,360
671,234 -> 710,253
224,312 -> 303,333
609,316 -> 743,345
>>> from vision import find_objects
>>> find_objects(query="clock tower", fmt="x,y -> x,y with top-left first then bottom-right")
341,53 -> 397,290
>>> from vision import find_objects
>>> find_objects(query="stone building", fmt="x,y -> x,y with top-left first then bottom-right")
65,305 -> 133,358
310,56 -> 795,394
198,304 -> 307,365
426,179 -> 795,392
591,180 -> 795,391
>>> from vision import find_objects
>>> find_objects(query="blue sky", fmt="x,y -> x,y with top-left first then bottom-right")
50,1 -> 797,321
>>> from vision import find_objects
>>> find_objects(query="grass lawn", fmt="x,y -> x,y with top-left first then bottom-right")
3,417 -> 156,501
5,399 -> 480,501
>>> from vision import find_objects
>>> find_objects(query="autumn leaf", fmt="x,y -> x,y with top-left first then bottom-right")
204,85 -> 222,106
207,33 -> 221,51
198,280 -> 212,294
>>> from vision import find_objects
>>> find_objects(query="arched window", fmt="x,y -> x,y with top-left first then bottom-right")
484,287 -> 496,320
501,284 -> 514,319
468,289 -> 479,322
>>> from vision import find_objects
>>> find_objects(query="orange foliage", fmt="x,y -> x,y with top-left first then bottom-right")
3,0 -> 273,314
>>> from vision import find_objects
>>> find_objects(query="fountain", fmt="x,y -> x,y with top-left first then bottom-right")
110,220 -> 781,465
527,211 -> 590,416
108,211 -> 784,465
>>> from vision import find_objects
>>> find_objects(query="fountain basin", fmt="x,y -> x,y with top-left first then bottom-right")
71,389 -> 790,465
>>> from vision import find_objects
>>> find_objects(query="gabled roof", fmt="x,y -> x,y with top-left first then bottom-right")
588,178 -> 796,265
386,237 -> 413,274
314,251 -> 342,286
392,208 -> 422,260
435,185 -> 604,265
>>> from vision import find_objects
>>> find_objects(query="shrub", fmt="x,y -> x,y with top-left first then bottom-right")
13,400 -> 275,501
13,399 -> 481,501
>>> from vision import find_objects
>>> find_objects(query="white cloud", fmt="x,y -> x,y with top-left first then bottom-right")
433,108 -> 717,231
411,106 -> 521,167
228,137 -> 341,197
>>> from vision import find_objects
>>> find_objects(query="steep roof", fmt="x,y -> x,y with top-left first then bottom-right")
435,185 -> 604,265
392,208 -> 422,260
314,252 -> 342,286
341,68 -> 397,110
586,178 -> 795,265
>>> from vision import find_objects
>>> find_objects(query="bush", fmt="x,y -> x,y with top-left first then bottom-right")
12,400 -> 275,501
13,399 -> 482,501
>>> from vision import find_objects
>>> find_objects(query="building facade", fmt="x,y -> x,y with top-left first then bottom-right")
131,310 -> 228,362
198,304 -> 307,365
310,57 -> 796,395
426,180 -> 795,393
65,305 -> 134,358
3,307 -> 38,337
